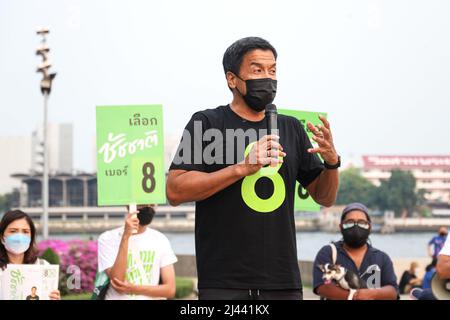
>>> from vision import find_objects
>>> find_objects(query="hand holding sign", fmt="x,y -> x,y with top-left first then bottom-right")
307,115 -> 339,165
124,211 -> 139,237
49,290 -> 61,300
126,204 -> 139,235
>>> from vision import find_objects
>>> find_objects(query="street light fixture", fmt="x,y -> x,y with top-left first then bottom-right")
36,27 -> 56,239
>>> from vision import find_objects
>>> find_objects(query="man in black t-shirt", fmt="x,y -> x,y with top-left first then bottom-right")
26,286 -> 39,300
167,37 -> 340,300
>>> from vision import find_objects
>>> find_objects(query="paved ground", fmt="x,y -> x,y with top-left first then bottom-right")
181,281 -> 411,300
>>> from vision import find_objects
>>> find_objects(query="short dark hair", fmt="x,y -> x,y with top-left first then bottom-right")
137,205 -> 156,226
222,37 -> 278,76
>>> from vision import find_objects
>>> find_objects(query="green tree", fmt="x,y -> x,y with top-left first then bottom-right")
0,190 -> 19,214
373,169 -> 418,217
0,194 -> 7,213
336,168 -> 376,207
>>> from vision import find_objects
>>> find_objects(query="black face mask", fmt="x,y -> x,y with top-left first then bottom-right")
137,207 -> 155,226
439,232 -> 448,237
342,226 -> 370,248
235,75 -> 277,112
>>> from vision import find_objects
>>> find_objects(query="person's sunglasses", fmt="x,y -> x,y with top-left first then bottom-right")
342,219 -> 370,230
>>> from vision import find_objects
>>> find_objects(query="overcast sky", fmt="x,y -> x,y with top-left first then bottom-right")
1,0 -> 449,172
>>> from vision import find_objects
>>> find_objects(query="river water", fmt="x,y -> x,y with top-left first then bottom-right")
165,232 -> 436,260
44,231 -> 437,261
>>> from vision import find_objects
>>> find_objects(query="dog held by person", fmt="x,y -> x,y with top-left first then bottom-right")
319,263 -> 367,290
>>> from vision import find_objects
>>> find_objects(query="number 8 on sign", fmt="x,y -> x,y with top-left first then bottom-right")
142,162 -> 156,193
131,156 -> 165,203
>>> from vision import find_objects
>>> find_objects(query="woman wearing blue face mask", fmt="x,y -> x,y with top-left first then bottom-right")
0,210 -> 60,300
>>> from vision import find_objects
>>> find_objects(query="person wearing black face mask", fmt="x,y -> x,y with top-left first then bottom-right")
168,37 -> 340,300
232,75 -> 277,112
313,203 -> 399,300
340,214 -> 371,249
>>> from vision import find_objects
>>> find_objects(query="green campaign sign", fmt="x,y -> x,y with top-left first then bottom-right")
96,105 -> 166,206
278,108 -> 327,212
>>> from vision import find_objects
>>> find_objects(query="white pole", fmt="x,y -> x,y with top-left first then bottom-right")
129,203 -> 138,234
42,92 -> 49,239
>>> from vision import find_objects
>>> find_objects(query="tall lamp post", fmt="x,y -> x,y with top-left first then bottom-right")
36,27 -> 56,239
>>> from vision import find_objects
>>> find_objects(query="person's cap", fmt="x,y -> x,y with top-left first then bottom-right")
341,203 -> 371,221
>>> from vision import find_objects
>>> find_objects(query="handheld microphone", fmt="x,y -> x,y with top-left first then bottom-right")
265,104 -> 278,160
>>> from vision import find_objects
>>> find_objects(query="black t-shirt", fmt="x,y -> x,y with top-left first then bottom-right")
399,271 -> 417,294
170,105 -> 324,290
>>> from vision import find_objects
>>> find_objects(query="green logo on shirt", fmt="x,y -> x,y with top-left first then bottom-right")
241,142 -> 286,213
126,250 -> 155,285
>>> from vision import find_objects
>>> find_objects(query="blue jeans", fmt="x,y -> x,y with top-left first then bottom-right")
416,288 -> 437,300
